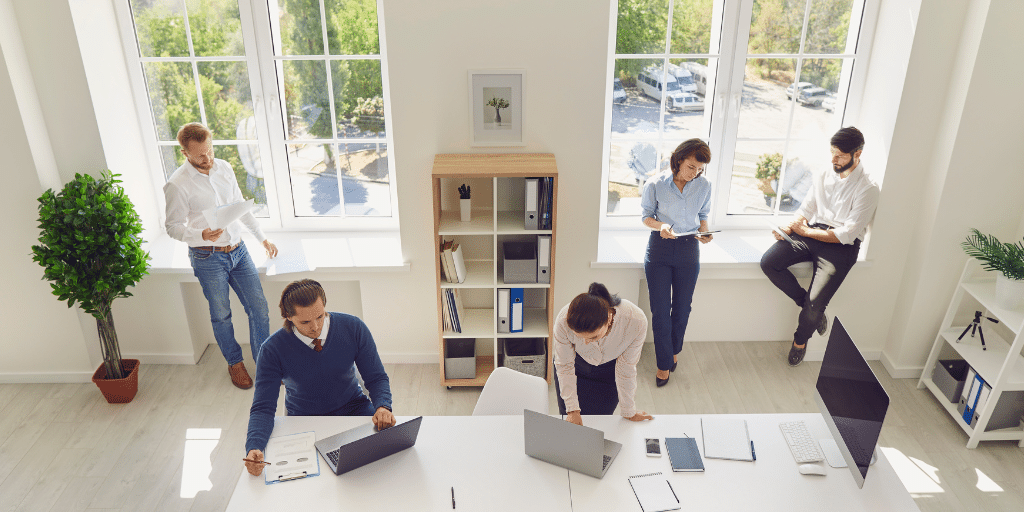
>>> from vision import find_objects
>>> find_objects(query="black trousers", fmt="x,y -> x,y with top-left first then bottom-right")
760,228 -> 860,345
554,353 -> 618,415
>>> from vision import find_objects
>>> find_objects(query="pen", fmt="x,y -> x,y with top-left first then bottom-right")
242,458 -> 272,465
667,481 -> 679,503
451,486 -> 456,509
750,441 -> 757,461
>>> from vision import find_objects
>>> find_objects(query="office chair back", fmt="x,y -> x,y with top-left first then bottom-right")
472,366 -> 549,416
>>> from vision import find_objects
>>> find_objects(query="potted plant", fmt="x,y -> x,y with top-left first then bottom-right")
962,228 -> 1024,309
458,184 -> 471,222
754,152 -> 783,206
32,171 -> 150,403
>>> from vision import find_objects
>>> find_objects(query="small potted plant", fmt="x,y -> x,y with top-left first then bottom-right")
962,228 -> 1024,309
458,184 -> 471,222
32,171 -> 150,403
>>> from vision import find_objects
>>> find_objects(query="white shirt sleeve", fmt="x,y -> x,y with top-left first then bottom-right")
613,306 -> 647,418
163,181 -> 205,245
223,161 -> 267,243
553,311 -> 582,413
831,181 -> 879,245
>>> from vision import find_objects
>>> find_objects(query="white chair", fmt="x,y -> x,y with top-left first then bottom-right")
472,366 -> 550,416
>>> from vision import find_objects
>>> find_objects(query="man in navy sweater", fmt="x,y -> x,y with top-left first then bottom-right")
244,279 -> 394,476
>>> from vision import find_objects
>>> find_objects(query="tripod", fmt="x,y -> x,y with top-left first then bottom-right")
957,310 -> 999,351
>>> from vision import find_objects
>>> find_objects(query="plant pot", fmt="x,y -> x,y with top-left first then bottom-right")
91,359 -> 140,404
460,198 -> 471,222
995,274 -> 1024,310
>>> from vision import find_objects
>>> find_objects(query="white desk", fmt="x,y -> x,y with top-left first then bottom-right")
228,414 -> 919,512
571,413 -> 920,512
226,415 -> 571,511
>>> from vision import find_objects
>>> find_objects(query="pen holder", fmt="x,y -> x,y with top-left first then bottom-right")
460,198 -> 471,222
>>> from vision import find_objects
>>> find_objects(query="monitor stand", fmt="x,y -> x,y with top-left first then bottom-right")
819,438 -> 878,468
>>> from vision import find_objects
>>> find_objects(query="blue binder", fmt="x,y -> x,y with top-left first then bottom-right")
963,373 -> 985,423
510,288 -> 524,333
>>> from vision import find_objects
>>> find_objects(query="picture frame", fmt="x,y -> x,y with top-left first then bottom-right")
469,69 -> 525,147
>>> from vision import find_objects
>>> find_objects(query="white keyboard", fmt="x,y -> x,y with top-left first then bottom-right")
779,421 -> 825,463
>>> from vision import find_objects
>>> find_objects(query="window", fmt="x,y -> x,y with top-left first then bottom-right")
603,0 -> 869,228
119,0 -> 396,230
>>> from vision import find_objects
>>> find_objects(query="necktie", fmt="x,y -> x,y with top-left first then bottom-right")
313,338 -> 323,352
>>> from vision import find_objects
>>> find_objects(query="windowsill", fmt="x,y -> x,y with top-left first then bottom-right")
145,231 -> 409,276
594,229 -> 871,278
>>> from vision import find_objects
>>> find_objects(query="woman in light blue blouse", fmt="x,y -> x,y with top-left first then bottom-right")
640,138 -> 714,387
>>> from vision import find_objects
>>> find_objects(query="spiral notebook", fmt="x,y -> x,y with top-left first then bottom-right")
627,472 -> 681,512
664,437 -> 704,472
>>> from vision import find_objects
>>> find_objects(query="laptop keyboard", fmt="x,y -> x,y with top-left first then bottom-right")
327,449 -> 341,467
602,454 -> 612,470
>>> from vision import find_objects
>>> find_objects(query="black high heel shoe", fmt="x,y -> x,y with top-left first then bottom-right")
656,373 -> 670,387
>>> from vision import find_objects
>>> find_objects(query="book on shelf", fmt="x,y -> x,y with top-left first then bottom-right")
441,289 -> 464,333
538,177 -> 553,230
439,239 -> 467,284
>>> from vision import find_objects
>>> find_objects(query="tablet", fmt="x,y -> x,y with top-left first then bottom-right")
764,220 -> 795,244
670,229 -> 721,237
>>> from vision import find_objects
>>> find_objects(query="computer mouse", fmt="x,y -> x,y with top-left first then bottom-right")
798,464 -> 827,476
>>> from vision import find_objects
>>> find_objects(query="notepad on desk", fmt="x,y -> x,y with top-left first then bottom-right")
701,417 -> 753,461
628,472 -> 681,512
664,437 -> 704,472
264,431 -> 320,485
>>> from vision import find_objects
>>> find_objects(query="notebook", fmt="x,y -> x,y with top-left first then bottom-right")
664,437 -> 704,472
627,472 -> 681,512
701,417 -> 753,461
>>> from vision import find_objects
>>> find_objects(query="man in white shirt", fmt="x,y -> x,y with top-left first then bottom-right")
759,127 -> 879,367
164,122 -> 279,389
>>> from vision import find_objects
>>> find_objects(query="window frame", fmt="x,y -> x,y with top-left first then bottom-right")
599,0 -> 878,231
115,0 -> 400,233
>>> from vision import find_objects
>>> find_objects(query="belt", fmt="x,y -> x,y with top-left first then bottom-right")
192,242 -> 240,253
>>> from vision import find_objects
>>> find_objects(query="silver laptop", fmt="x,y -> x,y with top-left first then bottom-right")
523,409 -> 622,478
314,416 -> 423,475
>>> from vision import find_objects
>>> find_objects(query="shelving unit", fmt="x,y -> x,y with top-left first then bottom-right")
917,259 -> 1024,448
432,154 -> 557,387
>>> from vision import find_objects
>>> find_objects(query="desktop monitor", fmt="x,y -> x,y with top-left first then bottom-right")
813,317 -> 890,489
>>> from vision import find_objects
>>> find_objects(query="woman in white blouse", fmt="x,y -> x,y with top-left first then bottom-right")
553,283 -> 653,426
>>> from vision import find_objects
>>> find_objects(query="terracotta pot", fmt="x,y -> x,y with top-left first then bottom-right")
91,359 -> 140,404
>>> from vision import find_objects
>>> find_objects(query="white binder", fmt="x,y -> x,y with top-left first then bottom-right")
537,235 -> 551,284
497,288 -> 510,333
524,178 -> 539,229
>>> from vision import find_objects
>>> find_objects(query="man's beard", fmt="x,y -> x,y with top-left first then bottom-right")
833,159 -> 854,174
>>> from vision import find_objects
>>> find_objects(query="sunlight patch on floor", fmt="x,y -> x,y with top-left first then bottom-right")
181,428 -> 222,498
975,468 -> 1004,492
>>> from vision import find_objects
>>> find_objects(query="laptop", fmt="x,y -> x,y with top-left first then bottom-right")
314,416 -> 423,475
523,409 -> 622,478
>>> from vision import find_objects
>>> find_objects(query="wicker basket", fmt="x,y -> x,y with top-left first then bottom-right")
502,338 -> 546,378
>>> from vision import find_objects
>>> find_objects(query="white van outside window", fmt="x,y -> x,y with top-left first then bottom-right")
636,68 -> 687,111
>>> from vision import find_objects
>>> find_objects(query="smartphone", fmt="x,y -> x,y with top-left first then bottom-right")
645,438 -> 662,457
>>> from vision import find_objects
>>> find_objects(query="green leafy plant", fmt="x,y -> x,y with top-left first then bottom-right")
962,228 -> 1024,280
32,171 -> 150,379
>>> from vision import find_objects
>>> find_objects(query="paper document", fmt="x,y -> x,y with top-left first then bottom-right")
764,219 -> 795,244
264,431 -> 320,484
701,417 -> 753,461
670,229 -> 721,237
202,199 -> 254,230
266,239 -> 315,276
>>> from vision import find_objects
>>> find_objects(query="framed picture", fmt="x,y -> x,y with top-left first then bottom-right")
469,69 -> 525,147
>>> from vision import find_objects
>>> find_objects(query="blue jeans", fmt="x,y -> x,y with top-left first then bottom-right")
189,242 -> 270,366
644,232 -> 700,372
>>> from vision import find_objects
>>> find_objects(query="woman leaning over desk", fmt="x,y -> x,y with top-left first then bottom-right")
641,138 -> 714,388
553,283 -> 652,426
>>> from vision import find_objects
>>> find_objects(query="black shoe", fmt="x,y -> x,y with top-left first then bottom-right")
670,361 -> 678,372
656,374 -> 670,387
817,312 -> 828,336
788,343 -> 807,367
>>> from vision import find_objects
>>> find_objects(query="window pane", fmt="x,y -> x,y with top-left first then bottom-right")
612,58 -> 663,141
143,61 -> 199,141
130,0 -> 188,58
186,0 -> 245,57
670,0 -> 715,54
736,57 -> 796,139
726,140 -> 788,215
324,0 -> 380,55
158,145 -> 184,181
791,58 -> 844,141
273,0 -> 324,55
332,60 -> 386,139
608,140 -> 661,216
616,0 -> 669,54
281,60 -> 333,140
804,0 -> 856,54
219,144 -> 269,216
747,0 -> 804,55
663,58 -> 708,141
287,143 -> 341,216
337,142 -> 390,216
197,61 -> 255,140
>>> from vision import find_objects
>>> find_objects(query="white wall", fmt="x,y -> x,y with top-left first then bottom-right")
2,0 -> 1023,381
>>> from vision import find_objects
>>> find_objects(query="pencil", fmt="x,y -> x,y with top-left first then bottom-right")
242,458 -> 272,465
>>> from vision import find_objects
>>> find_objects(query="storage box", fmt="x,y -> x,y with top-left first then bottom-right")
503,241 -> 537,284
503,338 -> 546,378
444,338 -> 476,380
958,390 -> 1024,431
933,359 -> 969,403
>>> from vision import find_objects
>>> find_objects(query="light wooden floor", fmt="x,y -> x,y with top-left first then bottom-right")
1,341 -> 1022,511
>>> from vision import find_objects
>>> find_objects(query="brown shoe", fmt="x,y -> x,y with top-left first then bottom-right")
229,361 -> 253,389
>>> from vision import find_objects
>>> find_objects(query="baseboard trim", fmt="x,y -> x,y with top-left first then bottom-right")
381,353 -> 439,365
880,352 -> 924,379
125,353 -> 200,365
0,372 -> 95,384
